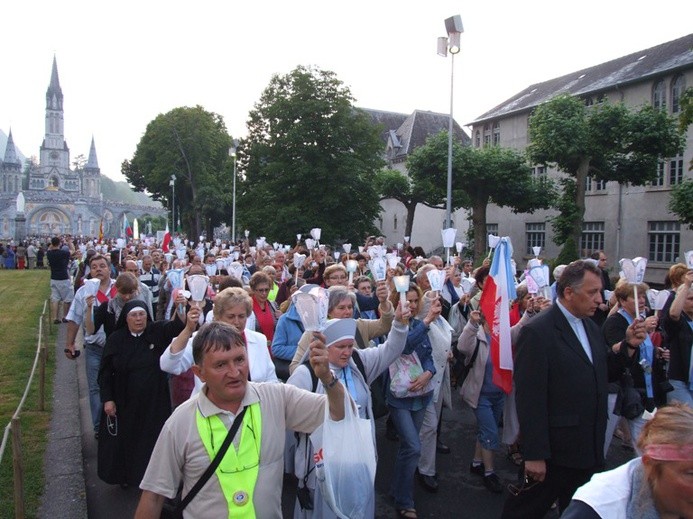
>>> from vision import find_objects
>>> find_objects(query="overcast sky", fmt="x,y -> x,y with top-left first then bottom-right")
1,0 -> 691,182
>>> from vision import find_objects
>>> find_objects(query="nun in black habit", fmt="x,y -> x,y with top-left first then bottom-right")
97,298 -> 188,486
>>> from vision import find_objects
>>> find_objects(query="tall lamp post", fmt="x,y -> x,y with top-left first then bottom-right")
169,175 -> 175,233
229,145 -> 238,243
438,14 -> 463,230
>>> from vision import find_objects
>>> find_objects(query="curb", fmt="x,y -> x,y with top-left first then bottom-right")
37,324 -> 88,519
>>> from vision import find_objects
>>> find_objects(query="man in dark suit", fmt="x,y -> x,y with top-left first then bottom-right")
501,260 -> 645,519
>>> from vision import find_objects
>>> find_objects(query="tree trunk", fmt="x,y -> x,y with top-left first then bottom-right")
570,158 -> 590,248
472,198 -> 489,263
404,202 -> 416,242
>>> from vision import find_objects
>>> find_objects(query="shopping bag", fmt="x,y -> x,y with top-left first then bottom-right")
389,352 -> 431,398
309,392 -> 376,519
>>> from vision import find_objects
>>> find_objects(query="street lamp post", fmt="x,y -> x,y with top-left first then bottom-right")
229,145 -> 238,243
438,14 -> 463,230
169,175 -> 175,233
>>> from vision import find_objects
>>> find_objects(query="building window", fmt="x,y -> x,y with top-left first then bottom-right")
580,222 -> 605,256
486,223 -> 498,237
585,176 -> 593,191
532,166 -> 547,178
651,160 -> 665,187
671,75 -> 685,114
652,80 -> 666,110
492,122 -> 500,146
595,179 -> 608,191
475,130 -> 481,148
526,223 -> 545,255
648,221 -> 680,263
393,214 -> 398,231
483,125 -> 491,147
669,156 -> 684,185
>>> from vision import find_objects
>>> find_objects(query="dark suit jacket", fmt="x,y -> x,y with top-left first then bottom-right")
514,304 -> 612,470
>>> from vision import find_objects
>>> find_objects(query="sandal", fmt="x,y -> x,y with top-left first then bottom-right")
396,508 -> 418,519
507,447 -> 523,466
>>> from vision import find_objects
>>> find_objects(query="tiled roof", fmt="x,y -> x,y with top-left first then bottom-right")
360,107 -> 471,160
471,33 -> 693,125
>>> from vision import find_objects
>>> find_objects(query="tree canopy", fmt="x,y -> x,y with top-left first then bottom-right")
528,94 -> 684,254
237,66 -> 384,244
407,131 -> 554,260
122,105 -> 233,237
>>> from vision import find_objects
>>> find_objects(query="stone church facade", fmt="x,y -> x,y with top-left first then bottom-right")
0,57 -> 163,240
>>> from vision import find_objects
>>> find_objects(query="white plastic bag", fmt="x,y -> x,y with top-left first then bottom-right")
310,391 -> 376,519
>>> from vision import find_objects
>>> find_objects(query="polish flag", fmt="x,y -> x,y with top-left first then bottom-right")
479,236 -> 517,394
161,224 -> 172,253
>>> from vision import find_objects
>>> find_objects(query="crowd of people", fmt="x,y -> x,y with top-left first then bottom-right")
31,232 -> 693,519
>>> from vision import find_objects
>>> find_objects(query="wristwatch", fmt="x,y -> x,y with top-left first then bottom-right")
322,370 -> 339,390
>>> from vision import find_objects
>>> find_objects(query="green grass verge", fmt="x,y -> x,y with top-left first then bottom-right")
0,270 -> 53,519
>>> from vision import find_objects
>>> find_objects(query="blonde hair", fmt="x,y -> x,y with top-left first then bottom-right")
213,287 -> 252,319
613,278 -> 649,302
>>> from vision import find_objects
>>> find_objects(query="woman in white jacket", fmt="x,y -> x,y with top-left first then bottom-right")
159,287 -> 278,398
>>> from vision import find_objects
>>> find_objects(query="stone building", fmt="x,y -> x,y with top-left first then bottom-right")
469,33 -> 692,285
0,57 -> 164,240
363,108 -> 471,252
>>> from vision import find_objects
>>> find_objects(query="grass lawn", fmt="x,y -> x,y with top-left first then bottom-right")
0,269 -> 53,519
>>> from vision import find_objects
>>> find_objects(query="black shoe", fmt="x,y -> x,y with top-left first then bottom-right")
469,462 -> 485,477
483,473 -> 503,494
436,442 -> 451,454
417,472 -> 438,493
53,319 -> 61,324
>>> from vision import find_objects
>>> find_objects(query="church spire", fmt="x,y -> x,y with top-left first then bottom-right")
3,128 -> 20,165
46,55 -> 63,111
86,136 -> 99,169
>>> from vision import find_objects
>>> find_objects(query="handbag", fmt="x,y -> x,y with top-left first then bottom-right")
614,369 -> 645,420
160,407 -> 247,519
310,391 -> 376,519
388,352 -> 432,399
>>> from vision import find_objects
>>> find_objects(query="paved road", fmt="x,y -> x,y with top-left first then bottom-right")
40,327 -> 635,518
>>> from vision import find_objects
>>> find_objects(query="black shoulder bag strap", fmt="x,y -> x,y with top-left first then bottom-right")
178,406 -> 248,513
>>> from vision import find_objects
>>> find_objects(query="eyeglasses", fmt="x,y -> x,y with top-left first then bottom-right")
507,474 -> 541,496
255,288 -> 270,293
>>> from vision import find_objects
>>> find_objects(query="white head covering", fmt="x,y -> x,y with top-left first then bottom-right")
323,318 -> 357,347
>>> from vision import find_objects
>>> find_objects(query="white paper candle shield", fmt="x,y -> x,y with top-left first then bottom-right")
525,274 -> 539,294
228,262 -> 244,280
205,264 -> 218,277
685,250 -> 693,269
244,230 -> 250,238
460,278 -> 474,295
488,235 -> 500,249
310,228 -> 322,241
532,246 -> 541,257
293,254 -> 307,269
646,289 -> 670,311
358,246 -> 364,253
369,258 -> 387,282
216,259 -> 225,271
164,253 -> 173,265
233,251 -> 240,261
342,243 -> 352,254
292,293 -> 320,331
393,275 -> 410,312
528,265 -> 549,288
619,257 -> 648,284
167,269 -> 185,289
441,228 -> 457,248
387,256 -> 399,269
187,275 -> 209,302
305,238 -> 316,250
116,238 -> 126,249
333,251 -> 340,260
173,237 -> 181,248
296,234 -> 302,242
175,248 -> 187,260
84,278 -> 101,298
427,269 -> 446,292
396,243 -> 403,251
456,242 -> 464,254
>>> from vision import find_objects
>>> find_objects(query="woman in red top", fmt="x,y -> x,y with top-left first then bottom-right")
248,271 -> 279,350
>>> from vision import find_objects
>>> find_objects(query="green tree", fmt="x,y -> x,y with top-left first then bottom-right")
670,179 -> 693,230
407,131 -> 554,260
122,106 -> 233,237
372,167 -> 446,241
238,66 -> 384,244
528,94 -> 684,252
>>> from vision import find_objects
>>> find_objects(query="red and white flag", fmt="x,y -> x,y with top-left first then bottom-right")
479,236 -> 517,394
161,224 -> 171,253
